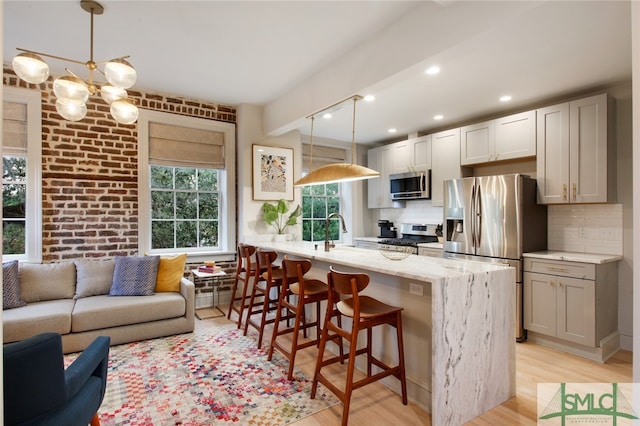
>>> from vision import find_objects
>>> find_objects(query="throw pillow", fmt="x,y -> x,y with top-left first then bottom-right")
110,256 -> 160,296
3,260 -> 26,310
155,253 -> 187,292
19,262 -> 76,303
74,258 -> 115,299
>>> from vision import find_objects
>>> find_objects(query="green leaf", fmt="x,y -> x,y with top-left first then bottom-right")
263,210 -> 279,225
276,199 -> 289,215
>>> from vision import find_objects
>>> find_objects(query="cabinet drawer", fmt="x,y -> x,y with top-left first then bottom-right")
418,247 -> 443,258
524,257 -> 595,280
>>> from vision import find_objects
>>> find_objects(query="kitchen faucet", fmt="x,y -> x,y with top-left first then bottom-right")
325,212 -> 348,252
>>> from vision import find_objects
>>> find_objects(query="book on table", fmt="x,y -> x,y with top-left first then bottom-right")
198,265 -> 222,274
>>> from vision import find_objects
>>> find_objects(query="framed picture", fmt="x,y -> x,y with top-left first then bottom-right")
252,144 -> 294,201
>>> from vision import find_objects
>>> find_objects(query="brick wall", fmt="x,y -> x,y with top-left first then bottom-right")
3,66 -> 237,262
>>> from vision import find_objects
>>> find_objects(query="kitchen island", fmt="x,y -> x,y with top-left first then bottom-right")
248,240 -> 515,425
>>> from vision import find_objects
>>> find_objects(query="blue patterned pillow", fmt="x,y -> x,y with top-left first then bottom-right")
109,256 -> 160,296
3,260 -> 26,309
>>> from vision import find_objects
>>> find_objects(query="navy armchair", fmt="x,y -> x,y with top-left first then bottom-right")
4,332 -> 110,426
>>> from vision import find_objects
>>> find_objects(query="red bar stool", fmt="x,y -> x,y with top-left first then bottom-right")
311,266 -> 407,426
267,256 -> 329,380
243,249 -> 293,348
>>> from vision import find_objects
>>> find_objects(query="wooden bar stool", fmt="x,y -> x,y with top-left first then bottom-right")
243,249 -> 293,348
227,244 -> 260,329
311,266 -> 407,426
267,256 -> 329,380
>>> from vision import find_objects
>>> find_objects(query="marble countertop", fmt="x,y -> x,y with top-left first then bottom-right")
247,240 -> 512,284
523,250 -> 622,264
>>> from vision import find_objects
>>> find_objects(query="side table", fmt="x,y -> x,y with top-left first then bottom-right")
191,269 -> 227,319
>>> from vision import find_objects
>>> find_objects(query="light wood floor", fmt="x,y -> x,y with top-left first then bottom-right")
196,308 -> 632,425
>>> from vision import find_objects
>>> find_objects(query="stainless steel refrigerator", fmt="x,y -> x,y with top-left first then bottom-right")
442,174 -> 547,341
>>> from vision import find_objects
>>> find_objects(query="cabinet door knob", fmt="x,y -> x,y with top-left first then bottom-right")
572,183 -> 577,201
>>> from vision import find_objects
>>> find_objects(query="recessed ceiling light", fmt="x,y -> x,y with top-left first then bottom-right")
388,128 -> 397,133
322,113 -> 332,119
425,66 -> 440,75
434,114 -> 443,120
500,95 -> 512,102
364,94 -> 375,102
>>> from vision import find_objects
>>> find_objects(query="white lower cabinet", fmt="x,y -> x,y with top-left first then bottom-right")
523,257 -> 618,359
524,271 -> 595,345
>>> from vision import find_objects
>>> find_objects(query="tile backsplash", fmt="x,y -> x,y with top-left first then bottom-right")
547,204 -> 623,255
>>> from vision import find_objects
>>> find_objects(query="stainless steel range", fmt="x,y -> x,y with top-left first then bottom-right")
379,223 -> 439,254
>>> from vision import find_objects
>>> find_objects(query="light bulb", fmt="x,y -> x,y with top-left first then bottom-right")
12,52 -> 50,84
54,76 -> 89,102
110,99 -> 139,124
105,59 -> 137,89
101,85 -> 127,105
55,98 -> 87,121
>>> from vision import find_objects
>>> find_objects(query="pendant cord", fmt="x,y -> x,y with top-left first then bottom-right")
308,116 -> 315,170
90,7 -> 95,62
351,96 -> 357,165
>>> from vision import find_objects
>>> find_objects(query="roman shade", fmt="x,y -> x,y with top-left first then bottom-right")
302,144 -> 346,172
148,122 -> 225,169
3,101 -> 28,156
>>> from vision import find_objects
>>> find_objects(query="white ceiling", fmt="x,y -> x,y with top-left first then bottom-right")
3,1 -> 632,145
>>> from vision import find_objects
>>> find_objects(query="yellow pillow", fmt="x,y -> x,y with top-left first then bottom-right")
155,253 -> 187,292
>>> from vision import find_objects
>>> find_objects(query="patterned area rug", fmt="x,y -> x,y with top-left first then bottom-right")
65,324 -> 339,425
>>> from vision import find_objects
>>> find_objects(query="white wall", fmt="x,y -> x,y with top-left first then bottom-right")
237,104 -> 372,245
236,104 -> 302,244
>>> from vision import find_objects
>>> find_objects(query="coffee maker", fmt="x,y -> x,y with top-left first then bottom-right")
378,220 -> 397,238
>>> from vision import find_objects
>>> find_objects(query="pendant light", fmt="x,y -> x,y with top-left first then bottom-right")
11,0 -> 138,124
294,95 -> 380,186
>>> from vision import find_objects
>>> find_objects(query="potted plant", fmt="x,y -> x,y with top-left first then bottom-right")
261,199 -> 302,240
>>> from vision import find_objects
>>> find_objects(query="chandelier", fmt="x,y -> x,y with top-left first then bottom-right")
11,0 -> 139,124
294,95 -> 380,186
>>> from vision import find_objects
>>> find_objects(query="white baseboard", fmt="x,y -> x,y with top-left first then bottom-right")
527,331 -> 620,363
619,333 -> 633,352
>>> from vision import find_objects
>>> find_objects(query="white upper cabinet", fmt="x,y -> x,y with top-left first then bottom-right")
431,128 -> 462,207
536,93 -> 612,204
388,135 -> 432,174
367,145 -> 394,209
410,135 -> 432,171
494,110 -> 536,161
536,103 -> 570,204
460,120 -> 494,165
390,141 -> 411,174
460,111 -> 535,166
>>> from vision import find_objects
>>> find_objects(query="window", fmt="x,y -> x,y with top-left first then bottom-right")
301,182 -> 342,242
150,166 -> 220,249
300,143 -> 346,243
3,156 -> 26,255
2,87 -> 42,262
138,110 -> 235,258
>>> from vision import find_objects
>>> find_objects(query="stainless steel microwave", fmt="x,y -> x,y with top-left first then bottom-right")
389,170 -> 431,200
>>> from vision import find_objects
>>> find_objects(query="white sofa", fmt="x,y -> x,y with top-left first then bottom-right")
3,257 -> 195,353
